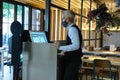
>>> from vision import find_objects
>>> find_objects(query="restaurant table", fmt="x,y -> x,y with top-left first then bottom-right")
82,55 -> 120,80
82,55 -> 120,66
83,50 -> 120,57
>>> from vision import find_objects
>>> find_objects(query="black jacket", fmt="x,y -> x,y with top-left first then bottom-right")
65,24 -> 83,57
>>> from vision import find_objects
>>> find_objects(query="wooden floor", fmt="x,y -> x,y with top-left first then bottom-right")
0,65 -> 93,80
0,65 -> 120,80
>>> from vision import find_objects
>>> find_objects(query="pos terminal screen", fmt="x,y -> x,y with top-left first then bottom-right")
29,31 -> 48,43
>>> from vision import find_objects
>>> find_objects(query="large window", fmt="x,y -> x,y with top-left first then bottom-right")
17,5 -> 22,23
2,1 -> 43,47
1,0 -> 102,48
24,6 -> 29,30
2,2 -> 14,46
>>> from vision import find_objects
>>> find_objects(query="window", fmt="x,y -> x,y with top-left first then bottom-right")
50,7 -> 66,41
32,9 -> 41,31
2,2 -> 14,46
24,6 -> 29,30
17,5 -> 22,23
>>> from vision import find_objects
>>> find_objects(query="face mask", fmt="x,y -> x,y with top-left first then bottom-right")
62,20 -> 67,27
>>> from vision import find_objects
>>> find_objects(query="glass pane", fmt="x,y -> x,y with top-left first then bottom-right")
17,5 -> 22,23
82,18 -> 89,39
32,9 -> 41,31
90,30 -> 95,39
82,30 -> 89,39
3,2 -> 9,22
24,6 -> 29,30
91,21 -> 96,30
2,2 -> 14,46
83,0 -> 97,17
97,32 -> 101,38
96,40 -> 100,48
8,4 -> 14,23
83,0 -> 90,17
50,7 -> 67,41
83,41 -> 89,48
90,40 -> 95,47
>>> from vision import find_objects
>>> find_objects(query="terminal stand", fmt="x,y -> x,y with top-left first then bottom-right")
22,42 -> 57,80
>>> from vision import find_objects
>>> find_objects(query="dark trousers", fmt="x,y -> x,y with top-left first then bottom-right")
58,54 -> 82,80
13,65 -> 19,80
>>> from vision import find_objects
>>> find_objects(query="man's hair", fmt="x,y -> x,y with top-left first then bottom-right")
62,10 -> 75,22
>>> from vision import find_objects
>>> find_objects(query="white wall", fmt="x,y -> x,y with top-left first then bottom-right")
103,31 -> 120,47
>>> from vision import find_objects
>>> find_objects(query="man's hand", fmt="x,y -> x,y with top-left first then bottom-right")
58,51 -> 65,56
54,41 -> 60,48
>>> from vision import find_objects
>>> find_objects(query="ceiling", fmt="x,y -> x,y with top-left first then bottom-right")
14,0 -> 96,9
14,0 -> 119,13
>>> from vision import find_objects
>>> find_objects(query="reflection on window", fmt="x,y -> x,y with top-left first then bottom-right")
2,2 -> 14,46
17,5 -> 22,23
24,6 -> 29,30
32,9 -> 41,31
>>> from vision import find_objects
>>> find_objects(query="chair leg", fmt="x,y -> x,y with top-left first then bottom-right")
78,69 -> 83,80
116,71 -> 119,80
85,70 -> 88,80
9,65 -> 11,73
97,76 -> 99,80
114,71 -> 119,80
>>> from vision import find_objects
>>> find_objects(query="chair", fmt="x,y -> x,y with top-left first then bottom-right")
79,62 -> 93,80
92,59 -> 119,80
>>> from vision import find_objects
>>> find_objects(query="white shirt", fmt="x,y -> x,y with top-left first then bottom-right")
59,23 -> 80,52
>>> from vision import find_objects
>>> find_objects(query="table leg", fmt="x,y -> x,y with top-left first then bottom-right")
1,52 -> 4,77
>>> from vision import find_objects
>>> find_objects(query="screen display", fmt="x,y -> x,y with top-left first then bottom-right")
29,31 -> 48,43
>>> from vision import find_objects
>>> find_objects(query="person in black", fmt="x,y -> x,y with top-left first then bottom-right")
9,21 -> 23,80
55,10 -> 83,80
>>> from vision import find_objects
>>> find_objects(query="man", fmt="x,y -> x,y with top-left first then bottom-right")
55,10 -> 83,80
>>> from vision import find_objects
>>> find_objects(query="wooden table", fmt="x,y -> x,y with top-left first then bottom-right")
83,50 -> 120,57
82,55 -> 120,66
82,55 -> 120,80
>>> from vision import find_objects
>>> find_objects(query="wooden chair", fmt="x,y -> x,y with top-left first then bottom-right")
92,59 -> 119,80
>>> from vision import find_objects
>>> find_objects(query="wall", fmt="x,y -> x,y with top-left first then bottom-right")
103,31 -> 120,47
